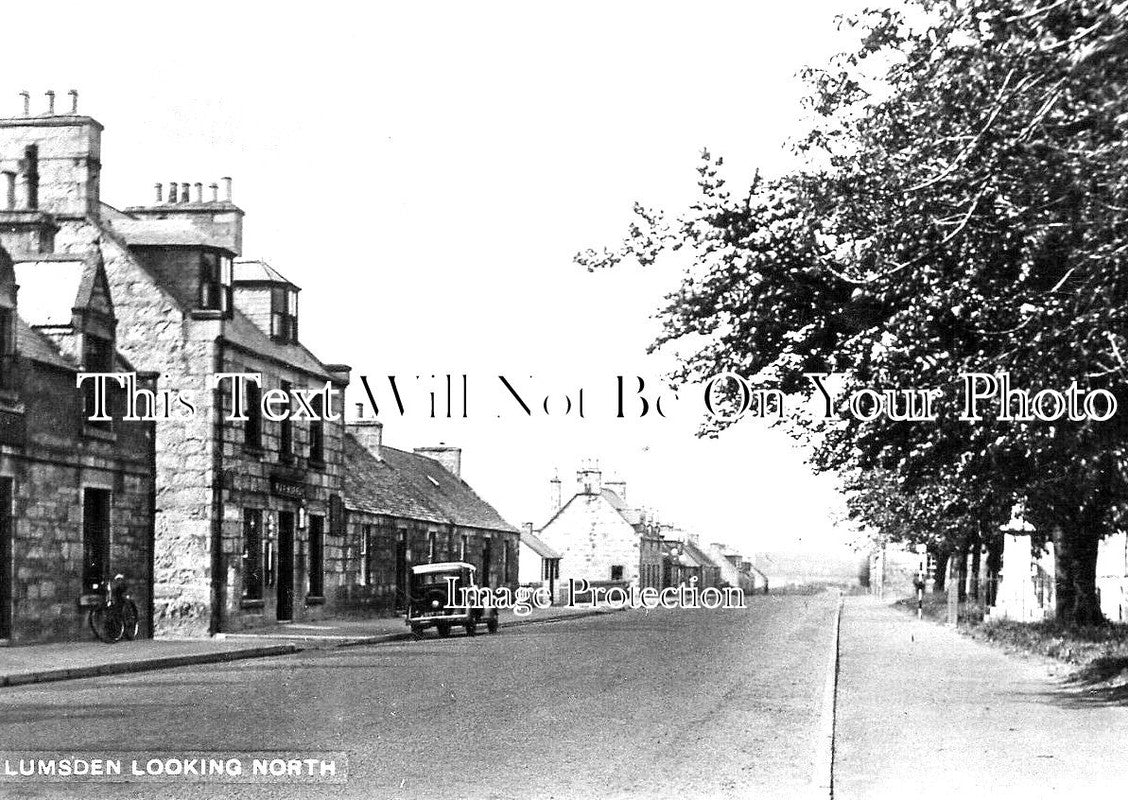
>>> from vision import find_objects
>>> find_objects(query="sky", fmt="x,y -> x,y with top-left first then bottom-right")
2,1 -> 875,558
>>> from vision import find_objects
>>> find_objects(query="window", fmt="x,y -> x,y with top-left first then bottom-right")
309,515 -> 324,597
198,251 -> 233,314
270,285 -> 299,343
481,538 -> 492,586
82,335 -> 114,428
0,306 -> 15,389
242,509 -> 263,600
460,534 -> 468,561
279,380 -> 293,459
610,565 -> 624,581
308,393 -> 324,464
244,381 -> 263,449
428,531 -> 436,563
503,540 -> 510,583
82,488 -> 110,594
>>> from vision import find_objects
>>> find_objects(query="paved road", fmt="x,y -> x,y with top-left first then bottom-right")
0,594 -> 839,800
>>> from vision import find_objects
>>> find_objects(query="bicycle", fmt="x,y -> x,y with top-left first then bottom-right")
87,574 -> 140,643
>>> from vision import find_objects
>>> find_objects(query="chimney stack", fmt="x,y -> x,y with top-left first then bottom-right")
414,444 -> 462,479
548,472 -> 562,514
210,182 -> 219,203
19,91 -> 29,116
576,460 -> 601,495
222,176 -> 232,201
523,522 -> 534,536
194,182 -> 203,203
604,478 -> 627,501
180,182 -> 190,204
154,183 -> 163,203
167,181 -> 178,203
347,418 -> 383,461
68,89 -> 78,114
44,90 -> 55,115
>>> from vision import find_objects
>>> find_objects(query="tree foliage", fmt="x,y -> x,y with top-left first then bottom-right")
579,0 -> 1128,624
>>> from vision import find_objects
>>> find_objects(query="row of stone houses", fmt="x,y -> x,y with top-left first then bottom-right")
525,463 -> 768,602
0,96 -> 518,644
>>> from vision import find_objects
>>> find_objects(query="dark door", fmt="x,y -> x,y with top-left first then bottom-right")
394,531 -> 407,611
82,488 -> 110,594
0,478 -> 11,639
276,511 -> 294,621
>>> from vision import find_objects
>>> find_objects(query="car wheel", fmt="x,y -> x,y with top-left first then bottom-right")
436,622 -> 451,638
486,615 -> 499,634
410,625 -> 424,640
464,619 -> 477,636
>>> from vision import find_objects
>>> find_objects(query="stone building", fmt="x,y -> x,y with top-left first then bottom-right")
0,238 -> 155,643
0,96 -> 350,637
342,419 -> 520,613
537,464 -> 664,600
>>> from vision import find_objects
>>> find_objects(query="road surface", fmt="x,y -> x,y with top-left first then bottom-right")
0,594 -> 839,799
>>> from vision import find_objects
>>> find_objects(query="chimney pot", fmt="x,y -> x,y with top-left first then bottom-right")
19,91 -> 29,116
222,176 -> 232,202
180,183 -> 190,204
194,182 -> 203,203
209,182 -> 219,203
68,89 -> 78,114
44,90 -> 55,116
154,183 -> 163,203
168,181 -> 178,204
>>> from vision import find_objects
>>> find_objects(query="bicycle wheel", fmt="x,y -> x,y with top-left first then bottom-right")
88,606 -> 123,643
121,600 -> 140,641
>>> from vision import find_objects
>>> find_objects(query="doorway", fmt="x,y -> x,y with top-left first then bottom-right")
394,530 -> 407,611
82,488 -> 110,594
0,479 -> 11,639
276,510 -> 294,621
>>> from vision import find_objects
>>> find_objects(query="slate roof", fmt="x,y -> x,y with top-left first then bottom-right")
521,530 -> 562,560
344,435 -> 517,533
234,259 -> 298,286
16,319 -> 75,370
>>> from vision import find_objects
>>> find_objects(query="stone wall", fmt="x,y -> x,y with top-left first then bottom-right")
59,219 -> 220,637
339,512 -> 520,615
4,351 -> 154,644
213,344 -> 347,630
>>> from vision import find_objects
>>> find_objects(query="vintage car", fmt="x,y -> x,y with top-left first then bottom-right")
406,561 -> 500,638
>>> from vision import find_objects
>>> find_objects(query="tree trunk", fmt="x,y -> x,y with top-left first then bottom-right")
985,532 -> 1003,607
969,544 -> 981,602
1054,522 -> 1104,626
930,546 -> 949,592
956,541 -> 968,603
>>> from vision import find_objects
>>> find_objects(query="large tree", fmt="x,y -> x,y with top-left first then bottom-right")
580,0 -> 1128,624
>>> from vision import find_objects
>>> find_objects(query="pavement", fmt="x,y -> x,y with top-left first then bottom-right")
834,595 -> 1128,799
0,603 -> 623,689
0,593 -> 838,800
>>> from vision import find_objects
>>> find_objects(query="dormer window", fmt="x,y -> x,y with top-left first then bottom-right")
270,286 -> 298,343
198,251 -> 233,314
